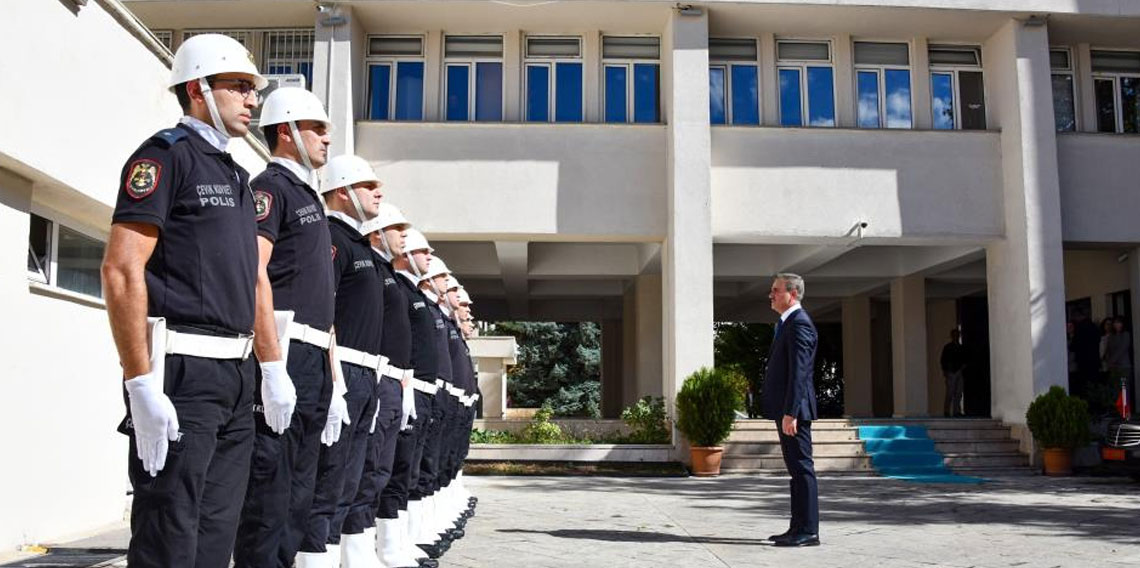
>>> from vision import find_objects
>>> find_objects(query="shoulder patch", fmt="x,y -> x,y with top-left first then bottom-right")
124,159 -> 162,200
151,128 -> 188,148
254,190 -> 273,222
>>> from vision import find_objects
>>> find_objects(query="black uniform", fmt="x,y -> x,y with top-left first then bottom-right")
378,271 -> 438,518
413,299 -> 454,501
113,122 -> 259,568
442,317 -> 474,487
235,161 -> 336,568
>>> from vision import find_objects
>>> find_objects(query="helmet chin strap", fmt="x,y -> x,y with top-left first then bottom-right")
344,185 -> 370,223
407,251 -> 424,279
198,78 -> 233,139
287,120 -> 318,189
378,230 -> 395,261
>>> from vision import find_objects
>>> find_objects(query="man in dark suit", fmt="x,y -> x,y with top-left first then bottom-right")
761,273 -> 820,547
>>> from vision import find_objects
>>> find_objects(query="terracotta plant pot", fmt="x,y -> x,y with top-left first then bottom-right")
1042,447 -> 1073,476
690,446 -> 724,477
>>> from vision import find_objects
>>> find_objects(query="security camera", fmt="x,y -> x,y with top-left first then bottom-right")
859,222 -> 869,229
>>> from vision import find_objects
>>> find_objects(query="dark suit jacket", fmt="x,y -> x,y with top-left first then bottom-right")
762,307 -> 819,421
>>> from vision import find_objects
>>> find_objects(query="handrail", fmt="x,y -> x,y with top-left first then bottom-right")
94,0 -> 271,161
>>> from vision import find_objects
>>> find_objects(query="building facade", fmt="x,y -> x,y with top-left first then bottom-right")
2,0 -> 1139,551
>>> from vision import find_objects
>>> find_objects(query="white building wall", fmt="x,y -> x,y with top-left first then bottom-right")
1057,134 -> 1140,243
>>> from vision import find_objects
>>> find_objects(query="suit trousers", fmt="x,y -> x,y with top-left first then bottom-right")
776,419 -> 819,535
342,376 -> 402,534
377,390 -> 433,518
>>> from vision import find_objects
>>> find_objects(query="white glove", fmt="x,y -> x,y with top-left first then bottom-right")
322,379 -> 351,446
399,379 -> 416,431
369,403 -> 381,434
260,360 -> 297,434
125,372 -> 180,477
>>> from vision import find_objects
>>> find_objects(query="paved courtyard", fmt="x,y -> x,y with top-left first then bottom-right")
9,474 -> 1140,568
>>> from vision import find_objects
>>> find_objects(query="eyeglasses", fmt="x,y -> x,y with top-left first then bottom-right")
211,78 -> 260,103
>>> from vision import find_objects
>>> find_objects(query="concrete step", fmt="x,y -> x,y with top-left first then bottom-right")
724,440 -> 867,457
728,428 -> 860,442
942,453 -> 1029,468
952,466 -> 1039,477
934,440 -> 1021,454
926,427 -> 1018,441
721,454 -> 874,472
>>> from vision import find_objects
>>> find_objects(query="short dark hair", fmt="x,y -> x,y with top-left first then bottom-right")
262,124 -> 280,152
174,82 -> 192,112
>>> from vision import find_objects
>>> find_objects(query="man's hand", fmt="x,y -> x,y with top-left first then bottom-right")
125,372 -> 180,476
782,414 -> 798,437
260,360 -> 297,434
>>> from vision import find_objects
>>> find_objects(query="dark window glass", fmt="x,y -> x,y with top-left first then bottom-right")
779,68 -> 803,126
709,66 -> 727,125
1052,74 -> 1076,132
368,64 -> 391,120
475,62 -> 503,121
394,62 -> 424,120
554,62 -> 584,122
958,71 -> 986,130
526,65 -> 550,122
446,65 -> 470,121
632,63 -> 659,123
1121,77 -> 1140,134
604,66 -> 628,123
731,65 -> 760,125
57,226 -> 104,298
27,214 -> 50,281
1096,78 -> 1117,133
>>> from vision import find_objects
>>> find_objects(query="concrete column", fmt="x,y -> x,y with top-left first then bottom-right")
1131,248 -> 1140,402
759,32 -> 778,127
833,34 -> 855,128
661,9 -> 714,410
622,283 -> 637,406
981,19 -> 1068,429
891,275 -> 928,417
584,32 -> 601,123
911,37 -> 933,130
424,30 -> 443,122
468,336 -> 518,420
601,318 -> 624,418
926,300 -> 958,415
312,5 -> 364,156
503,30 -> 522,122
1076,43 -> 1097,133
635,274 -> 664,401
842,295 -> 873,417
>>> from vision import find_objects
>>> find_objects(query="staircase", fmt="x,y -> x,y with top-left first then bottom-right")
721,418 -> 1034,476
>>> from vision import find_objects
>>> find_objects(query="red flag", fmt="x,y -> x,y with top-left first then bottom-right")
1116,381 -> 1131,418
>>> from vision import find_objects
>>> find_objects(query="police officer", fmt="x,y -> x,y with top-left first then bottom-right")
102,34 -> 266,568
453,288 -> 480,512
378,229 -> 444,567
364,206 -> 438,568
432,276 -> 475,532
295,155 -> 388,567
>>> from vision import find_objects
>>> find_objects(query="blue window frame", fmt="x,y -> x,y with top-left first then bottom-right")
854,42 -> 912,129
525,36 -> 584,123
445,65 -> 471,121
709,64 -> 760,125
554,63 -> 584,122
368,61 -> 425,121
776,40 -> 834,127
526,65 -> 551,122
444,36 -> 504,122
604,66 -> 628,122
602,36 -> 660,124
710,67 -> 727,124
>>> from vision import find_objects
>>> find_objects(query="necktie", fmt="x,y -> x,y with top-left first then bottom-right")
774,320 -> 782,338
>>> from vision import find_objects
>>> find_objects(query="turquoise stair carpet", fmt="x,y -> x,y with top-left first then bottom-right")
856,425 -> 985,484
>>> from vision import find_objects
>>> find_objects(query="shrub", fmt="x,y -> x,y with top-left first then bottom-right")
469,429 -> 518,444
1026,385 -> 1091,449
675,367 -> 743,448
519,405 -> 569,444
620,396 -> 671,444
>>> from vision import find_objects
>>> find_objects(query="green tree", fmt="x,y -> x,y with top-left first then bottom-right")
488,321 -> 601,417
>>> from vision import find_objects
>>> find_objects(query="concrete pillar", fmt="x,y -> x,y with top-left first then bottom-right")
1076,43 -> 1097,133
601,319 -> 624,418
926,300 -> 958,415
661,8 -> 714,420
424,30 -> 443,122
758,32 -> 778,127
871,300 -> 894,417
635,274 -> 664,401
911,37 -> 933,130
584,32 -> 602,123
503,30 -> 522,122
833,34 -> 855,129
1131,248 -> 1140,402
312,5 -> 364,156
981,19 -> 1068,429
468,336 -> 518,420
891,275 -> 928,417
841,295 -> 873,417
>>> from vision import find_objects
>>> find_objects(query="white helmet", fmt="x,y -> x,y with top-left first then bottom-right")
259,87 -> 330,127
457,288 -> 473,305
445,275 -> 461,291
421,257 -> 450,282
169,34 -> 267,90
323,155 -> 380,193
374,203 -> 411,231
404,228 -> 433,254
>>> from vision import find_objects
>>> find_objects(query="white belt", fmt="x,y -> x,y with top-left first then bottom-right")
446,385 -> 465,399
381,363 -> 413,382
410,378 -> 439,394
461,395 -> 475,407
166,330 -> 253,360
288,322 -> 333,350
338,346 -> 387,371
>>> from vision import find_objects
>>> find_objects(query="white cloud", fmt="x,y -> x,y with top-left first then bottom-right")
886,87 -> 912,128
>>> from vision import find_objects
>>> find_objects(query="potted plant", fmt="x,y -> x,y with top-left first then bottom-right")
675,367 -> 743,476
1026,385 -> 1091,476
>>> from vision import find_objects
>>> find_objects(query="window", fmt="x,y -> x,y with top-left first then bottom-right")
602,36 -> 660,123
182,29 -> 253,47
263,29 -> 316,88
928,45 -> 986,130
854,41 -> 912,129
524,36 -> 584,122
1091,50 -> 1140,133
775,40 -> 835,127
26,213 -> 105,298
444,36 -> 504,122
709,38 -> 760,125
152,30 -> 174,50
367,36 -> 426,121
1050,48 -> 1077,132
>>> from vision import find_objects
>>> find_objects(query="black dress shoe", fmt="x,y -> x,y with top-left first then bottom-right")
767,529 -> 796,542
418,542 -> 446,559
773,533 -> 820,547
417,559 -> 439,568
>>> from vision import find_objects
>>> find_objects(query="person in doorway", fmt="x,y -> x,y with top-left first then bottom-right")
761,273 -> 819,548
941,329 -> 967,418
102,34 -> 267,568
1104,316 -> 1133,413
